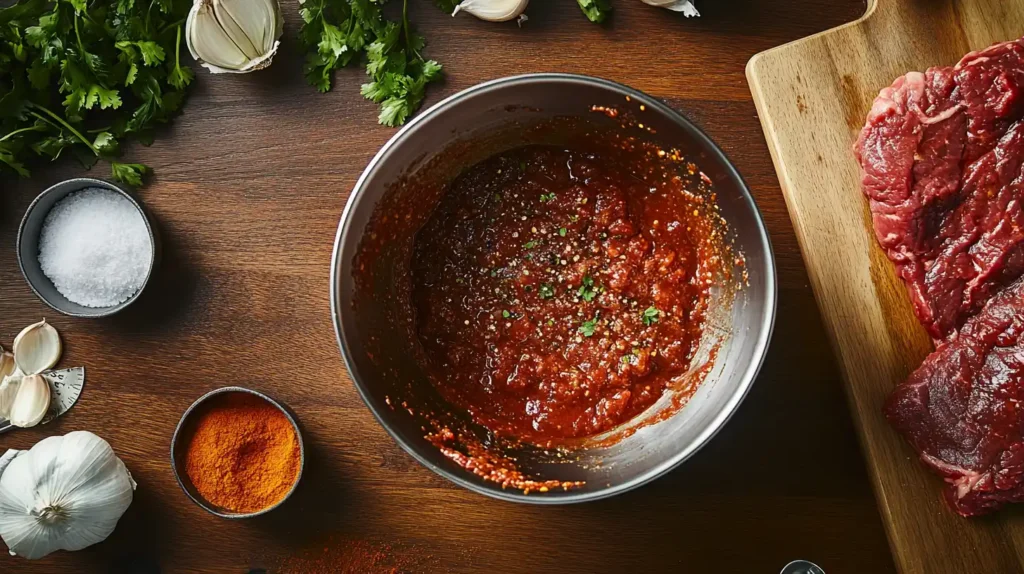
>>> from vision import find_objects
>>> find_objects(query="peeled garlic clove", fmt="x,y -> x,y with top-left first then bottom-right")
8,374 -> 50,428
453,0 -> 530,22
13,320 -> 61,376
186,0 -> 284,74
641,0 -> 699,16
0,348 -> 15,381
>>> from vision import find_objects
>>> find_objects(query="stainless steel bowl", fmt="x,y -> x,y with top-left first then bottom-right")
170,386 -> 305,518
331,74 -> 777,503
17,177 -> 159,317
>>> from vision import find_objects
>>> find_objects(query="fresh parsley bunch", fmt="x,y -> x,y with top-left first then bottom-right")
299,0 -> 442,127
0,0 -> 194,185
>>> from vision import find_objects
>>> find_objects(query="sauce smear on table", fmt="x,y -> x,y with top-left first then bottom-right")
411,146 -> 717,444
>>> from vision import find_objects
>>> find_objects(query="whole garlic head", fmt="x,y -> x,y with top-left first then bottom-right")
0,432 -> 135,559
186,0 -> 284,73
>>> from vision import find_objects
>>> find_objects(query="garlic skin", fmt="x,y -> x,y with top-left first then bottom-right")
12,320 -> 61,376
6,374 -> 50,428
186,0 -> 284,74
0,432 -> 135,559
641,0 -> 700,16
453,0 -> 530,22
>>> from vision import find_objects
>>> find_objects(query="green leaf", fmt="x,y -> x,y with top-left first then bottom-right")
167,63 -> 192,90
579,316 -> 598,337
66,0 -> 88,13
0,147 -> 30,177
577,0 -> 612,23
578,276 -> 599,302
378,96 -> 410,127
93,131 -> 118,156
136,41 -> 165,66
642,306 -> 661,326
318,22 -> 347,59
31,134 -> 74,159
111,161 -> 147,186
125,62 -> 138,85
27,59 -> 51,90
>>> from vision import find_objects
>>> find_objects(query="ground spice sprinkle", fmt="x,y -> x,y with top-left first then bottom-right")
183,393 -> 301,513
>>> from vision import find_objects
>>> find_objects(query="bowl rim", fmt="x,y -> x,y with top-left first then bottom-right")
169,386 -> 306,519
329,73 -> 778,504
16,177 -> 157,318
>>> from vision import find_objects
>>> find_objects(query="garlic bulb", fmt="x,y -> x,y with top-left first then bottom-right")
186,0 -> 284,74
0,432 -> 135,559
641,0 -> 700,16
12,320 -> 61,376
453,0 -> 529,22
5,374 -> 50,428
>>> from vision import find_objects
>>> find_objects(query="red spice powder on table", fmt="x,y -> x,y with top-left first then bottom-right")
183,393 -> 301,513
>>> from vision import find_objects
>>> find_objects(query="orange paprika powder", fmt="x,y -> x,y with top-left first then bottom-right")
183,393 -> 300,513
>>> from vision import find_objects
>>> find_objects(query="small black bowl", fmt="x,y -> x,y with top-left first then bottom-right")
170,386 -> 305,519
17,177 -> 159,317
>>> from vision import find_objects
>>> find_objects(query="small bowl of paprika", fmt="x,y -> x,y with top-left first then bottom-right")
171,386 -> 305,518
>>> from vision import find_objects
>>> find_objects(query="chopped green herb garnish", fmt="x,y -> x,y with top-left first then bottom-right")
579,316 -> 598,337
539,192 -> 556,203
621,355 -> 631,364
524,240 -> 539,249
578,276 -> 599,302
570,215 -> 580,223
642,306 -> 661,326
494,193 -> 502,202
539,284 -> 555,299
502,310 -> 511,319
519,160 -> 527,171
546,318 -> 555,327
559,227 -> 567,237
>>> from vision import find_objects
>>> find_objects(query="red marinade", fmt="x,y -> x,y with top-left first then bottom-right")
411,146 -> 715,443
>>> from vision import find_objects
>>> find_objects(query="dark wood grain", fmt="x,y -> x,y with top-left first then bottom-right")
0,1 -> 889,573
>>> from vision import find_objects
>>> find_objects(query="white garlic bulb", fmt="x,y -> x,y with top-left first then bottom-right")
641,0 -> 700,16
0,432 -> 136,559
453,0 -> 530,22
186,0 -> 284,74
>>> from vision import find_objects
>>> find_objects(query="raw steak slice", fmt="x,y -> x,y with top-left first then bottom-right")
855,36 -> 1024,341
885,277 -> 1024,517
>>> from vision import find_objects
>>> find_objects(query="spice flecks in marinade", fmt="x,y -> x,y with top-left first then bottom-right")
411,146 -> 716,443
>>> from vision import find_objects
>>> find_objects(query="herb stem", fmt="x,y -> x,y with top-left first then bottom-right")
401,0 -> 422,62
0,125 -> 46,143
175,25 -> 182,71
28,105 -> 98,155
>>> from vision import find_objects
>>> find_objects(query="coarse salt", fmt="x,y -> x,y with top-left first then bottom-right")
38,188 -> 153,308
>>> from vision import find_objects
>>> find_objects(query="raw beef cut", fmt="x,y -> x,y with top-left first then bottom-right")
855,36 -> 1024,341
885,277 -> 1024,517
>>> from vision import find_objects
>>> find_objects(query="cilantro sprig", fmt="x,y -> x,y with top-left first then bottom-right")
642,306 -> 661,326
578,275 -> 599,302
0,0 -> 194,184
299,0 -> 443,127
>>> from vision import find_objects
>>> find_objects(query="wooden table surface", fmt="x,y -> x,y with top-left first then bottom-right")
0,1 -> 894,573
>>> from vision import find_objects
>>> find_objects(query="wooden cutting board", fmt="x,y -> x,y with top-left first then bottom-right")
746,1 -> 1024,573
